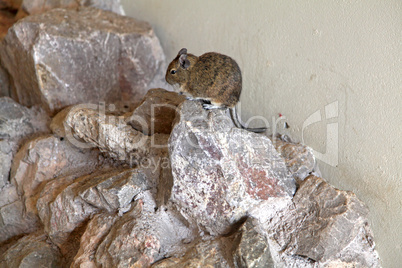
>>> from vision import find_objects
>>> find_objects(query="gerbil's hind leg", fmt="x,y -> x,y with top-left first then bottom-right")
202,100 -> 227,110
203,103 -> 226,110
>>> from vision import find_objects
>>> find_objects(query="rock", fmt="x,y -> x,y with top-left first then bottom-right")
0,64 -> 12,96
71,213 -> 119,268
321,222 -> 381,267
1,7 -> 166,115
36,167 -> 152,247
152,239 -> 232,268
0,199 -> 41,244
270,135 -> 316,181
0,97 -> 49,141
169,100 -> 296,236
126,88 -> 186,135
264,175 -> 380,267
0,183 -> 18,207
11,135 -> 105,209
233,218 -> 274,268
0,97 -> 50,187
0,140 -> 15,188
153,217 -> 273,268
18,0 -> 124,17
94,191 -> 194,267
2,135 -> 104,243
55,104 -> 169,162
0,231 -> 62,268
81,0 -> 125,15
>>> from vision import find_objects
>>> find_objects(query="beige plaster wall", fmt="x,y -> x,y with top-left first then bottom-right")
121,1 -> 401,267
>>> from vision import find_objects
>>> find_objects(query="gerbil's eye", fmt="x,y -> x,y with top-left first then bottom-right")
170,69 -> 176,74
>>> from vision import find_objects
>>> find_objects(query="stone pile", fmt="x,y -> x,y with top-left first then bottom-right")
0,2 -> 381,268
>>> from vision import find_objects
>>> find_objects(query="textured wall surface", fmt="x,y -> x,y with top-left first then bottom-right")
121,1 -> 401,267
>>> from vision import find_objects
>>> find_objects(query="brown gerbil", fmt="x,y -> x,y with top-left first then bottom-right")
165,48 -> 266,132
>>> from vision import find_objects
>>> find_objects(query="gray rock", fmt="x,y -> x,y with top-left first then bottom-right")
0,98 -> 49,239
18,0 -> 124,16
0,97 -> 49,140
1,7 -> 166,115
320,222 -> 381,267
80,0 -> 125,15
71,213 -> 119,268
36,167 -> 152,247
2,135 -> 104,243
126,88 -> 186,135
0,183 -> 18,207
0,97 -> 50,187
152,217 -> 273,268
233,218 -> 274,268
94,191 -> 194,267
169,100 -> 296,235
11,135 -> 105,211
0,200 -> 41,244
0,140 -> 14,188
270,135 -> 316,181
0,231 -> 62,268
152,239 -> 232,268
264,175 -> 380,267
55,104 -> 169,162
0,64 -> 12,97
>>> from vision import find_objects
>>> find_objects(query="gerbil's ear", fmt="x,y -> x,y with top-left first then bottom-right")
178,48 -> 187,56
179,54 -> 190,69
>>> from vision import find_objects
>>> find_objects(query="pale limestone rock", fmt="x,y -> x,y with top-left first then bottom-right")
54,104 -> 169,162
1,7 -> 166,114
152,239 -> 232,268
0,183 -> 18,208
152,217 -> 273,268
18,0 -> 124,17
0,231 -> 62,268
94,191 -> 194,267
0,97 -> 50,187
11,135 -> 104,207
36,168 -> 152,247
0,97 -> 49,140
233,218 -> 274,268
263,175 -> 381,267
2,135 -> 104,243
126,88 -> 186,135
169,100 -> 296,236
0,199 -> 41,244
271,135 -> 316,181
0,98 -> 50,243
0,140 -> 14,188
0,64 -> 12,96
71,213 -> 119,268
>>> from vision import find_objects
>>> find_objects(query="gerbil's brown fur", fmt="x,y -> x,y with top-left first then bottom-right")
165,48 -> 266,133
165,48 -> 241,108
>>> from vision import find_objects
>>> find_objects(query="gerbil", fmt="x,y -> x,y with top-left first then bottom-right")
165,48 -> 266,133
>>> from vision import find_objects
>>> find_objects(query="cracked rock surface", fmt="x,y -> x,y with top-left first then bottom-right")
0,7 -> 166,115
169,100 -> 296,236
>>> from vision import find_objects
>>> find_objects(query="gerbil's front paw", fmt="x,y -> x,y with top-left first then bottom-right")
203,103 -> 221,110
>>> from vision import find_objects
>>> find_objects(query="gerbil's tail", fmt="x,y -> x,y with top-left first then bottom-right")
229,106 -> 267,133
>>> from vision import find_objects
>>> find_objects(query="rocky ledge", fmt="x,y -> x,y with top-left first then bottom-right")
0,92 -> 381,267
